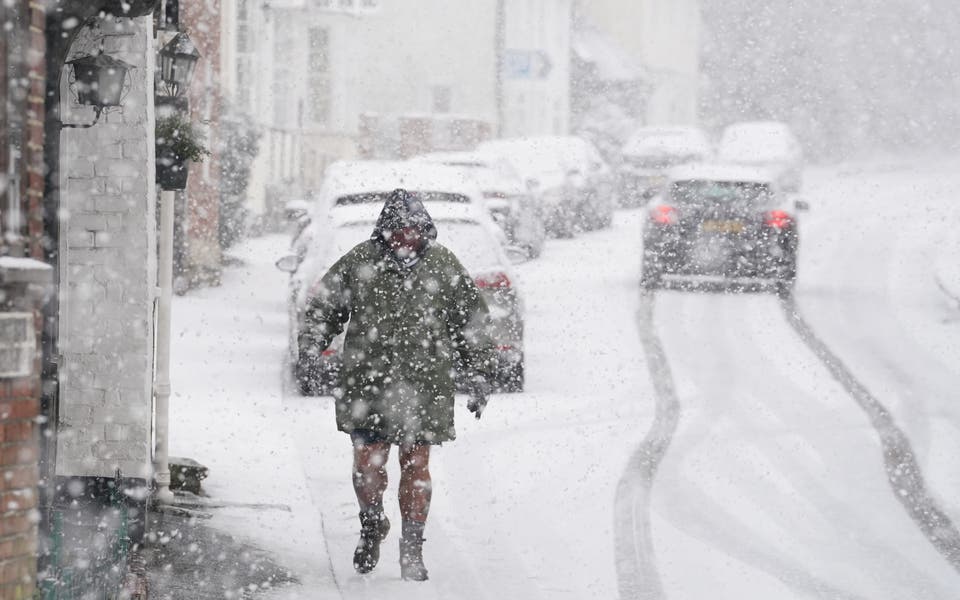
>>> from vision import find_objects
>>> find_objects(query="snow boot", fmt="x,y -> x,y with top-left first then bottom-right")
353,509 -> 391,574
399,520 -> 429,581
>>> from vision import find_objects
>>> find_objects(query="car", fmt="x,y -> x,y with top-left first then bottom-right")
477,138 -> 579,238
277,174 -> 526,396
411,151 -> 547,258
640,164 -> 807,295
718,121 -> 804,192
481,136 -> 617,234
618,126 -> 712,206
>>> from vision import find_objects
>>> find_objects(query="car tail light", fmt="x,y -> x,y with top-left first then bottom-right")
497,345 -> 514,351
649,204 -> 678,225
322,349 -> 337,357
476,272 -> 511,289
764,210 -> 794,229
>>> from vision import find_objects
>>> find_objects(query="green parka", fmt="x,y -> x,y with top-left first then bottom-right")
299,193 -> 496,444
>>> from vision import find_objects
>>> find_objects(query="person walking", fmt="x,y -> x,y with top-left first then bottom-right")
298,189 -> 496,581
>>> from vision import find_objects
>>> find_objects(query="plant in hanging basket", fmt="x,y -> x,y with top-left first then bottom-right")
156,114 -> 211,190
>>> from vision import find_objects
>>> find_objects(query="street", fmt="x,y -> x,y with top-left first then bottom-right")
168,156 -> 960,599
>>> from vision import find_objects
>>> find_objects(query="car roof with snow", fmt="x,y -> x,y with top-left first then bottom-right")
667,163 -> 777,185
321,160 -> 484,203
330,200 -> 488,229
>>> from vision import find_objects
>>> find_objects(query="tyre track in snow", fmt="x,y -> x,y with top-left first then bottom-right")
780,295 -> 960,574
614,291 -> 679,600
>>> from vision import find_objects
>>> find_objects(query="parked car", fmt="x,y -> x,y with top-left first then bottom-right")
477,138 -> 578,238
481,136 -> 616,234
641,164 -> 807,295
618,126 -> 712,206
277,165 -> 526,395
411,151 -> 547,258
718,121 -> 804,192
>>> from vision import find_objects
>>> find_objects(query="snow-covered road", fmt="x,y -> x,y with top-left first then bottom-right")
169,157 -> 960,599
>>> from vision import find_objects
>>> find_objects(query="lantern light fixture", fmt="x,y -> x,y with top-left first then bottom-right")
62,53 -> 134,128
158,32 -> 200,98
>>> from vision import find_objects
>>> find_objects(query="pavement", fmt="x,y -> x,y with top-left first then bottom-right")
143,498 -> 297,599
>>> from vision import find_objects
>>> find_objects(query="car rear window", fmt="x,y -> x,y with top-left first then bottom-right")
334,191 -> 470,205
670,180 -> 772,207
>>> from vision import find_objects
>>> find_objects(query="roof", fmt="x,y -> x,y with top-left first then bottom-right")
573,29 -> 645,82
667,163 -> 777,185
321,161 -> 484,202
331,200 -> 487,229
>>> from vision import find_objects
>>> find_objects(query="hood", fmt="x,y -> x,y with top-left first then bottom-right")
370,188 -> 439,247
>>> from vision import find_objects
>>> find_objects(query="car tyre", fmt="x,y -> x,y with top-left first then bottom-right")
500,361 -> 524,393
774,250 -> 797,297
641,256 -> 662,290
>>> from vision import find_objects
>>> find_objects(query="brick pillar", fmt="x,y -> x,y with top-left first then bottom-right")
0,3 -> 48,597
0,261 -> 50,600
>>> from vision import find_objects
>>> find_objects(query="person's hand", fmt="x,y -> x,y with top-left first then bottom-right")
466,376 -> 489,420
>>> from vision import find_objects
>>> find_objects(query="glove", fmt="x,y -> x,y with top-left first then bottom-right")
466,376 -> 490,420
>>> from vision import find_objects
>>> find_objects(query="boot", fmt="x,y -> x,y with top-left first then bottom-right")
399,520 -> 429,581
353,509 -> 390,574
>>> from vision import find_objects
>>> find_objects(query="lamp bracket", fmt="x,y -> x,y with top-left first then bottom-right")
59,106 -> 105,130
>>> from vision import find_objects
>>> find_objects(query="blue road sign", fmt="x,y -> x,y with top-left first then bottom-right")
503,49 -> 553,80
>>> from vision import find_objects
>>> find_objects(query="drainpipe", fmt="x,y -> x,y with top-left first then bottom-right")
153,189 -> 175,504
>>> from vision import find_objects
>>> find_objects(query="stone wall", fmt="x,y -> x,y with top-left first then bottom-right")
56,16 -> 157,481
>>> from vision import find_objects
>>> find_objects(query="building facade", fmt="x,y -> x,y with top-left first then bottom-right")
501,0 -> 574,137
577,0 -> 700,126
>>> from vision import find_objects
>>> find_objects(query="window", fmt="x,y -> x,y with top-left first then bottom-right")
308,28 -> 331,124
432,86 -> 452,113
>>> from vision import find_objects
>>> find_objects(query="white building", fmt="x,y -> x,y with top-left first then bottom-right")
266,0 -> 499,194
501,0 -> 574,137
228,0 -> 576,212
578,0 -> 700,125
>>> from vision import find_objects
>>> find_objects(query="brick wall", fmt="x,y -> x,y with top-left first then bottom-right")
0,303 -> 43,599
56,16 -> 157,481
0,1 -> 48,598
181,0 -> 223,285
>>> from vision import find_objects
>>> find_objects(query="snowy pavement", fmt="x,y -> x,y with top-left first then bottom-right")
167,156 -> 960,599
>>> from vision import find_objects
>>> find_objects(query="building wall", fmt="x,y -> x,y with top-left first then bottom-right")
56,17 -> 157,480
579,0 -> 700,125
0,3 -> 47,596
502,0 -> 574,137
268,0 -> 498,176
181,0 -> 223,282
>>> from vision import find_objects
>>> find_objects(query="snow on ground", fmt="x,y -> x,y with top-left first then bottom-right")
798,156 -> 960,527
167,157 -> 960,599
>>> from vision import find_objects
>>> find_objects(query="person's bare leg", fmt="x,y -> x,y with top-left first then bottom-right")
398,443 -> 431,581
398,444 -> 431,521
352,441 -> 391,574
353,441 -> 390,511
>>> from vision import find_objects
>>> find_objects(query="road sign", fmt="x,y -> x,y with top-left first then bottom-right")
503,49 -> 553,80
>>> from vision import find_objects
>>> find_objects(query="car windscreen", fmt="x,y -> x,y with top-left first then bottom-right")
670,180 -> 772,208
334,191 -> 470,205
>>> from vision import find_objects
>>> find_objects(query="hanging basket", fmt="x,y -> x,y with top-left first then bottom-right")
156,148 -> 189,191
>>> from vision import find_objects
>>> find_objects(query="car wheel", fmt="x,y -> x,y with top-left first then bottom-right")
774,251 -> 797,297
500,361 -> 524,393
641,256 -> 662,290
295,359 -> 321,396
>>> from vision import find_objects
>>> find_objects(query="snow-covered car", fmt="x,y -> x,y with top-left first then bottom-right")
477,138 -> 578,237
641,164 -> 806,294
481,136 -> 616,234
277,200 -> 525,395
411,151 -> 547,258
718,121 -> 804,192
618,126 -> 712,205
